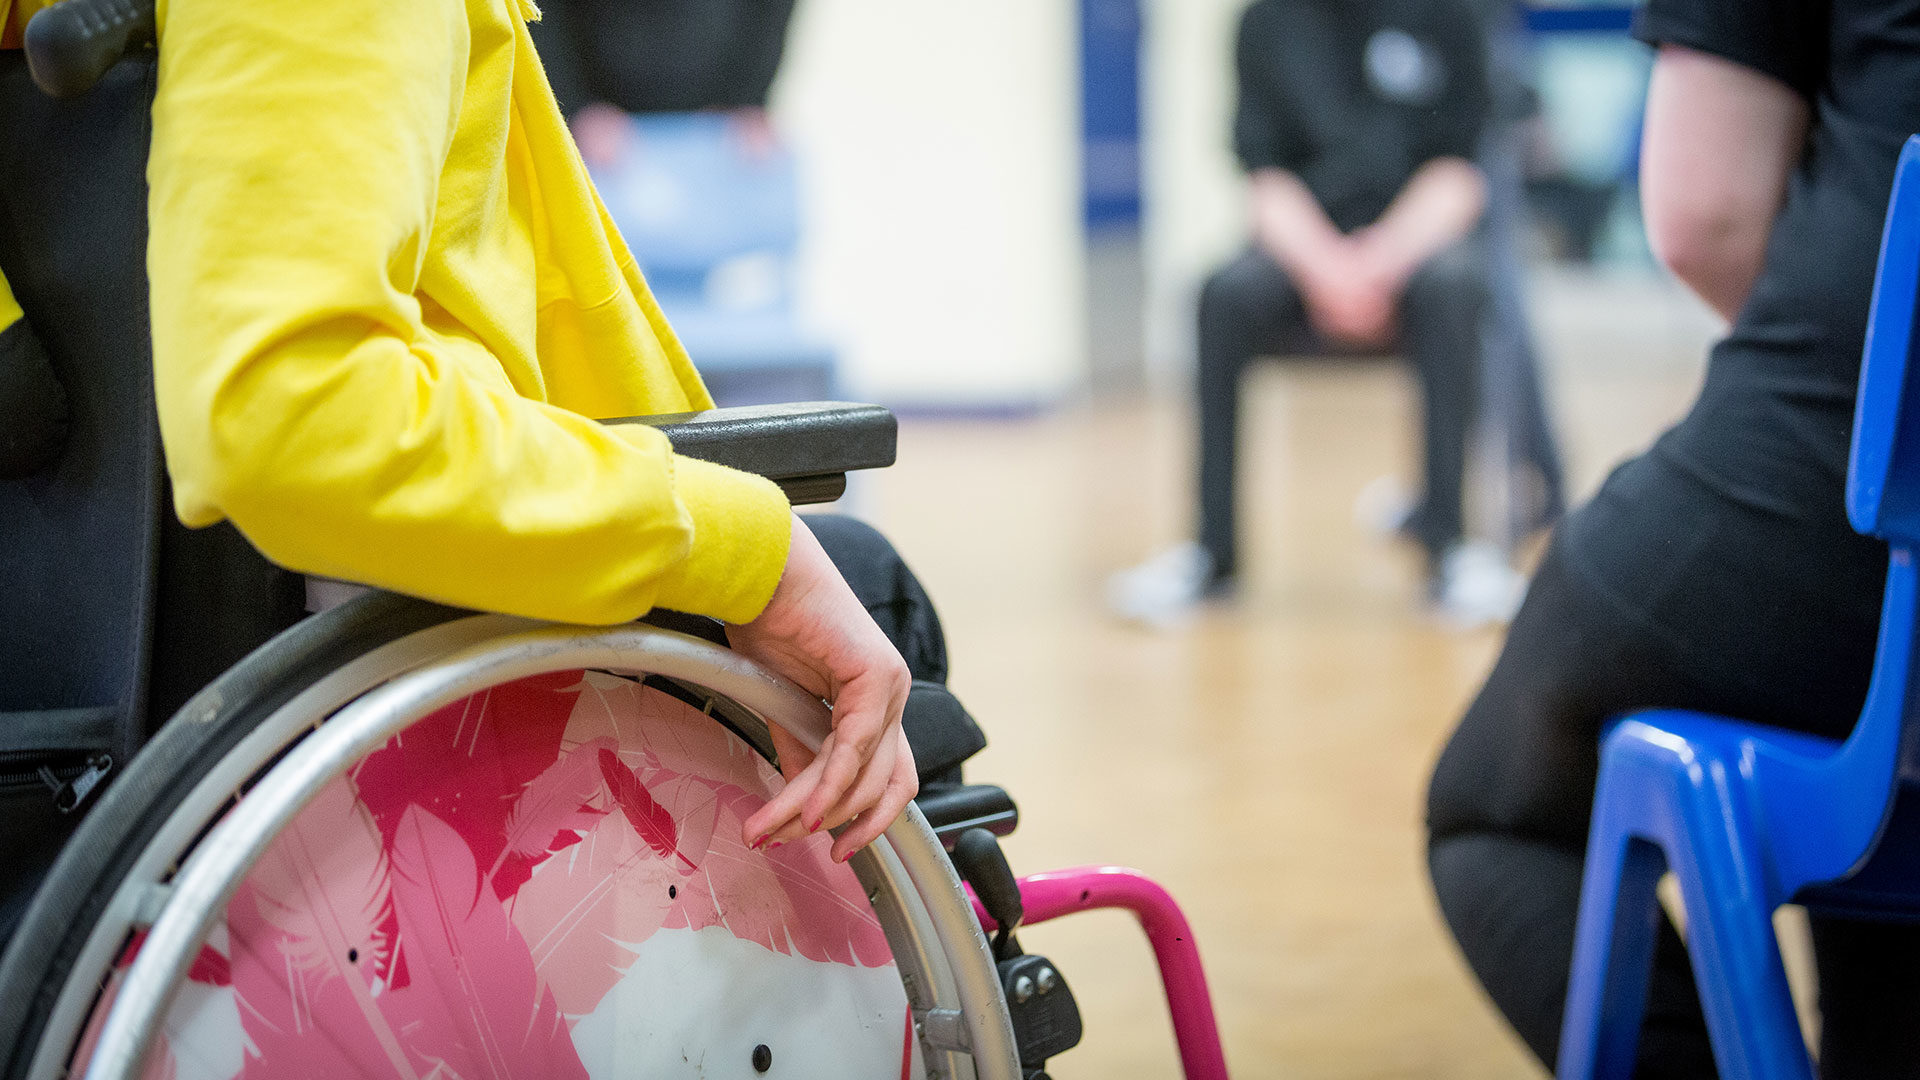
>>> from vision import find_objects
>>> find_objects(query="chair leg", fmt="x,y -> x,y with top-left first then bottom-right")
1670,825 -> 1814,1080
1558,822 -> 1668,1080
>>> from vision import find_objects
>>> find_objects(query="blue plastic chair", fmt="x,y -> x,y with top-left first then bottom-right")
1557,134 -> 1920,1080
591,112 -> 836,406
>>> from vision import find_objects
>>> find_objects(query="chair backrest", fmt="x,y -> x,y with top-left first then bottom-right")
1802,135 -> 1920,905
0,53 -> 161,766
1851,137 -> 1920,546
1846,136 -> 1920,793
591,112 -> 800,307
0,50 -> 301,770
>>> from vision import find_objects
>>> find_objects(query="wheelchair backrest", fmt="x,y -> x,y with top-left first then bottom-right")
0,52 -> 160,765
0,47 -> 301,772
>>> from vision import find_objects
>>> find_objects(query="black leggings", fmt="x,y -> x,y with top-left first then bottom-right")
1426,357 -> 1920,1076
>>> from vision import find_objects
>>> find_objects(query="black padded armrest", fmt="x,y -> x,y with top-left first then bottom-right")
915,783 -> 1019,847
607,401 -> 897,505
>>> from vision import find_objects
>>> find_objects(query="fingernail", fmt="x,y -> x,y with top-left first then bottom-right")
807,817 -> 823,833
750,835 -> 768,851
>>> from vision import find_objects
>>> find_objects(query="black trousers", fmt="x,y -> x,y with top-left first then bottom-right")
1426,354 -> 1920,1076
1197,241 -> 1489,575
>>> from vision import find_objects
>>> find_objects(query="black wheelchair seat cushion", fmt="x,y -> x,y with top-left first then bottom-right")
0,317 -> 68,478
806,515 -> 951,684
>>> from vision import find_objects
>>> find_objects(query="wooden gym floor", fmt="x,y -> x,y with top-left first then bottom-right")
853,270 -> 1719,1079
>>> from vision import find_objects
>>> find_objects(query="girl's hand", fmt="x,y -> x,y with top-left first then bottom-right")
731,514 -> 918,862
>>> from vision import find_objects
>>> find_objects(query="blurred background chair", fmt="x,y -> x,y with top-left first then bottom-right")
591,112 -> 838,407
1556,134 -> 1920,1080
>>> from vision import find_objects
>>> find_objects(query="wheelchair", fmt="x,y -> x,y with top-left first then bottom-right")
0,5 -> 1228,1078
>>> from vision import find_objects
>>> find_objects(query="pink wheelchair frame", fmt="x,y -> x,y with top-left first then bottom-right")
974,869 -> 1230,1079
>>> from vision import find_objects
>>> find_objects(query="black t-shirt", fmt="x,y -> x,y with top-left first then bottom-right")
530,0 -> 799,117
1233,0 -> 1492,232
1538,0 -> 1913,696
1633,0 -> 1920,490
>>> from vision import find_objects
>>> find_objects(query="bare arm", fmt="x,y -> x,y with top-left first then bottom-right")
1641,45 -> 1810,321
1356,157 -> 1488,288
1248,167 -> 1349,276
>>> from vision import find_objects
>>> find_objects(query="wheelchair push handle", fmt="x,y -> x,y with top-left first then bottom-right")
24,0 -> 155,99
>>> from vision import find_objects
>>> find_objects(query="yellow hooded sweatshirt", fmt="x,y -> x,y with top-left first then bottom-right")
0,0 -> 792,626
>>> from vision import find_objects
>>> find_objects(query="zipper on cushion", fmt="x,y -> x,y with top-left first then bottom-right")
0,749 -> 115,813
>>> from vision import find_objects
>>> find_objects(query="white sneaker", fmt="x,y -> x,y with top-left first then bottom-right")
1431,541 -> 1526,629
1106,543 -> 1226,628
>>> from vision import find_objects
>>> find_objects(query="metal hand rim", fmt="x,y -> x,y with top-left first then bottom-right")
77,621 -> 1020,1080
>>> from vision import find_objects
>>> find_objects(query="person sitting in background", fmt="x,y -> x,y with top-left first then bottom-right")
1110,0 -> 1525,627
1427,0 -> 1920,1071
529,0 -> 799,166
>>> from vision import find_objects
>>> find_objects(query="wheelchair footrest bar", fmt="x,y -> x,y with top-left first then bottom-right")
971,866 -> 1230,1080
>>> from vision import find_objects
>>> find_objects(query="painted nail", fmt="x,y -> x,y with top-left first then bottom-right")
750,836 -> 767,851
807,817 -> 823,833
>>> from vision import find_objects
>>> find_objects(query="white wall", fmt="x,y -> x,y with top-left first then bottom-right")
775,0 -> 1087,409
1140,0 -> 1246,384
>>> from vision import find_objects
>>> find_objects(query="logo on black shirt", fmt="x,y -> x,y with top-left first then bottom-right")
1364,28 -> 1446,106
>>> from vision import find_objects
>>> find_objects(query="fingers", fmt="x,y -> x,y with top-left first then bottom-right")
766,722 -> 816,782
741,723 -> 819,847
798,669 -> 908,835
817,726 -> 900,835
829,739 -> 920,863
741,738 -> 819,847
740,680 -> 915,859
737,728 -> 865,851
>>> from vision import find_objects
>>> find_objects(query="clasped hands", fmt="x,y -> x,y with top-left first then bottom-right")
1289,229 -> 1417,349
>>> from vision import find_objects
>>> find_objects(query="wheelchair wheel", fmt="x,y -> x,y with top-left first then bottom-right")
0,594 -> 1017,1080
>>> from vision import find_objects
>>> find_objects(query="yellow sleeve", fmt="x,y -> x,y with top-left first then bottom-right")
0,271 -> 20,331
147,0 -> 790,626
2,1 -> 30,49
